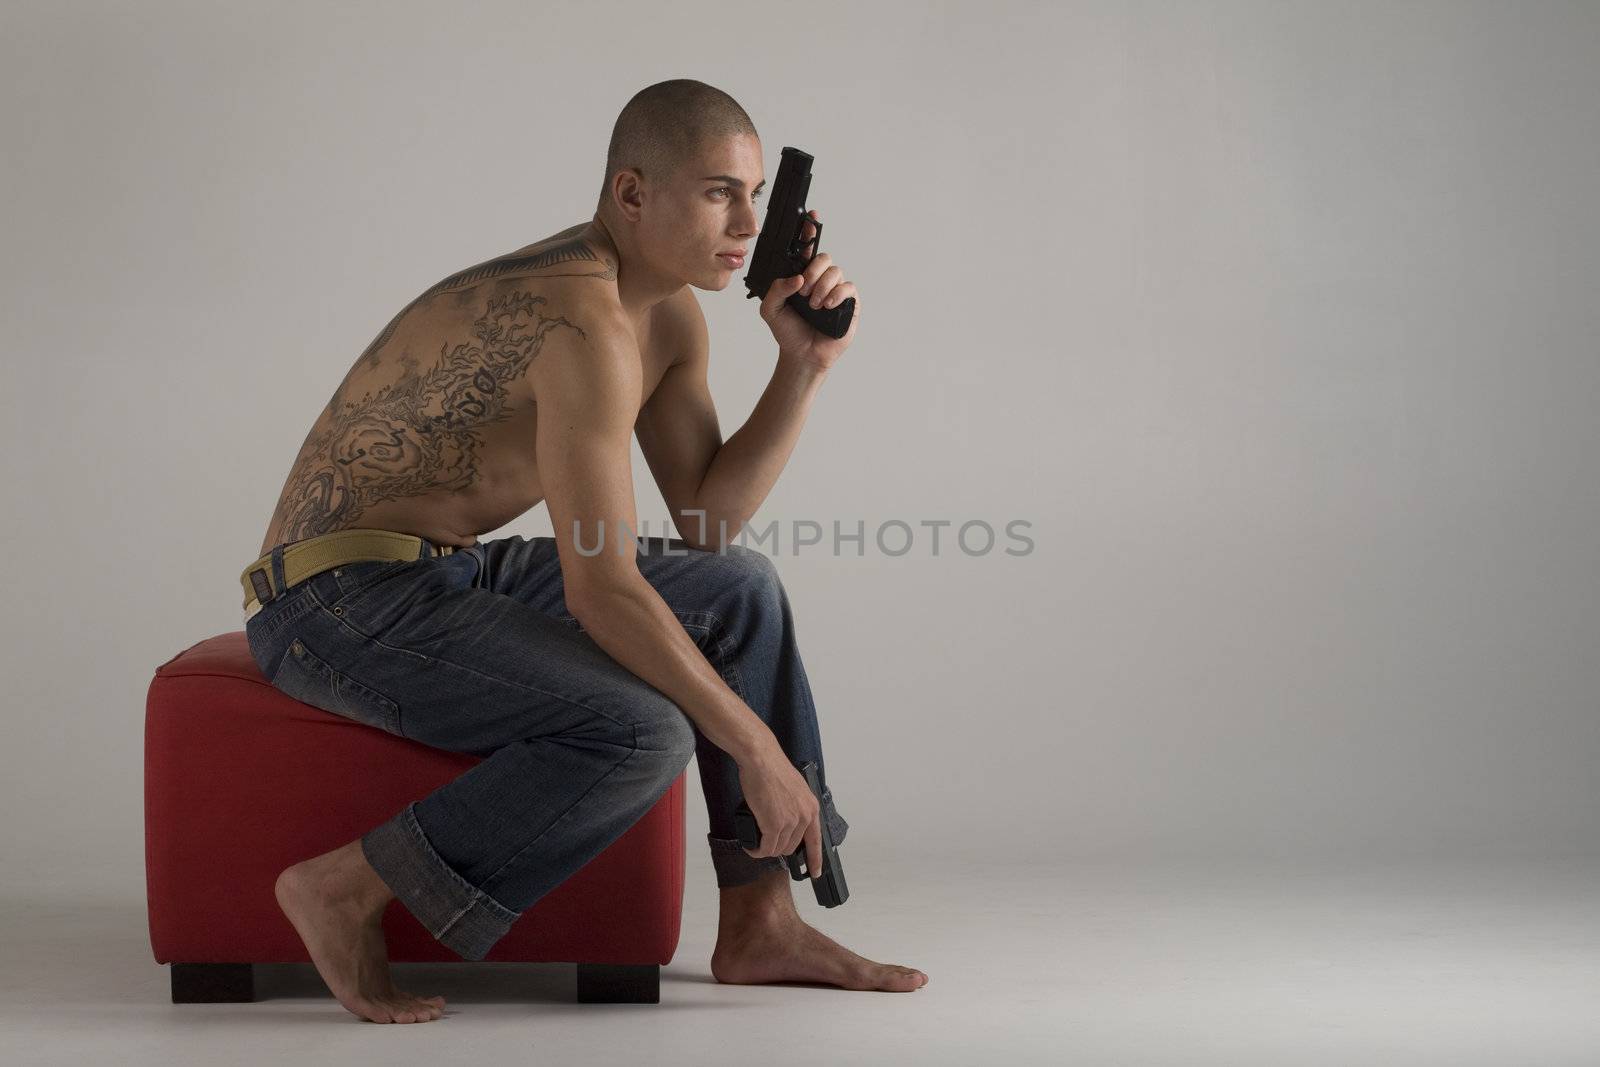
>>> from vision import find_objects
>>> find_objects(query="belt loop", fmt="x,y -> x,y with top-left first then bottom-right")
269,544 -> 288,599
418,538 -> 431,560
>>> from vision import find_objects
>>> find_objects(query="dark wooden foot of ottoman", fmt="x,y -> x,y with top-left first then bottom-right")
575,962 -> 660,1003
170,962 -> 255,1003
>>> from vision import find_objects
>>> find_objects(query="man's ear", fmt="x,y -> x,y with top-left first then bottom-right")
611,169 -> 646,223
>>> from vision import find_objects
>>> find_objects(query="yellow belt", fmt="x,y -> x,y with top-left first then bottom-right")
240,528 -> 469,619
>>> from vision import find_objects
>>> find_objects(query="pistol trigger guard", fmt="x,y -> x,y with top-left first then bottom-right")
788,214 -> 821,262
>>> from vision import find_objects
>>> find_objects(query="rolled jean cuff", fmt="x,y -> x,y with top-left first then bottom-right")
706,835 -> 789,887
361,802 -> 520,961
707,791 -> 850,889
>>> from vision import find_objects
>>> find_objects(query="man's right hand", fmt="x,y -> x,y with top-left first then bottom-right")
736,740 -> 824,878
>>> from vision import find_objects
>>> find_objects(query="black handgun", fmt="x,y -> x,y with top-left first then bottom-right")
742,146 -> 856,340
733,759 -> 849,907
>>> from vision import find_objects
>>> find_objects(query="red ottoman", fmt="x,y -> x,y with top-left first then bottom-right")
145,632 -> 686,1004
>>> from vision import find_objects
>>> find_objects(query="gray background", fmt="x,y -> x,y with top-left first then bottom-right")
3,1 -> 1597,1062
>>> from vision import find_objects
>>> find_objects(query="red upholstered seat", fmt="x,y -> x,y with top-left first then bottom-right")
144,632 -> 685,1002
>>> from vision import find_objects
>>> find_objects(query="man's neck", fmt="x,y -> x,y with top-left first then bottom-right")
583,212 -> 685,325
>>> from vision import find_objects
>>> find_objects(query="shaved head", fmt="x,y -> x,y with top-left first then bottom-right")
598,79 -> 758,208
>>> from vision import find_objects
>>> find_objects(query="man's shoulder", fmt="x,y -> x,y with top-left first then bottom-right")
543,284 -> 707,366
552,284 -> 637,354
644,286 -> 708,368
412,225 -> 620,322
441,252 -> 634,360
441,224 -> 619,291
524,286 -> 642,396
655,284 -> 706,333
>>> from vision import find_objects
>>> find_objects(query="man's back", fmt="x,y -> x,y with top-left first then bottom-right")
254,223 -> 678,557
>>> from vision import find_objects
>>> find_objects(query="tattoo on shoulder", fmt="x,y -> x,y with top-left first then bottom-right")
354,237 -> 617,372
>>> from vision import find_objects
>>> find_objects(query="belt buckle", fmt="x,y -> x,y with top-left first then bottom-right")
247,565 -> 276,606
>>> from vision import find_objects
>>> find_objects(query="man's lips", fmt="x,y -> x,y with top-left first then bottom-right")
717,252 -> 746,268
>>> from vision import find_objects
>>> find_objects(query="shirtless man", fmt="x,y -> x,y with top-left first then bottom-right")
254,79 -> 925,1023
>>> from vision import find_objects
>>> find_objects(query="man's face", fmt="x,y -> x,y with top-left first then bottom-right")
640,133 -> 766,291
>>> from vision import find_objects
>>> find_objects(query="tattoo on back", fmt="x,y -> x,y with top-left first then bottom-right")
271,289 -> 586,542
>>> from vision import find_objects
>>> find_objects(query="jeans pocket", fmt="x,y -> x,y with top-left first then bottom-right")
269,636 -> 403,735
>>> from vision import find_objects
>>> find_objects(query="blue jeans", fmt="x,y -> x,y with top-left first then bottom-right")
243,532 -> 849,961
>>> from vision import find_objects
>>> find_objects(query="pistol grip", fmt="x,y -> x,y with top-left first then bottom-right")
783,291 -> 856,340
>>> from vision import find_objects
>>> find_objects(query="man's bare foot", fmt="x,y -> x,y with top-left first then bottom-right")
273,839 -> 448,1023
711,856 -> 926,992
711,912 -> 929,992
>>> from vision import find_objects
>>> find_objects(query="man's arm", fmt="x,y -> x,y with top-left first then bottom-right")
634,289 -> 828,551
530,309 -> 776,764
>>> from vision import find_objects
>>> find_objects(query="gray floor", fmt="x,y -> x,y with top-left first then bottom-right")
4,851 -> 1597,1066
